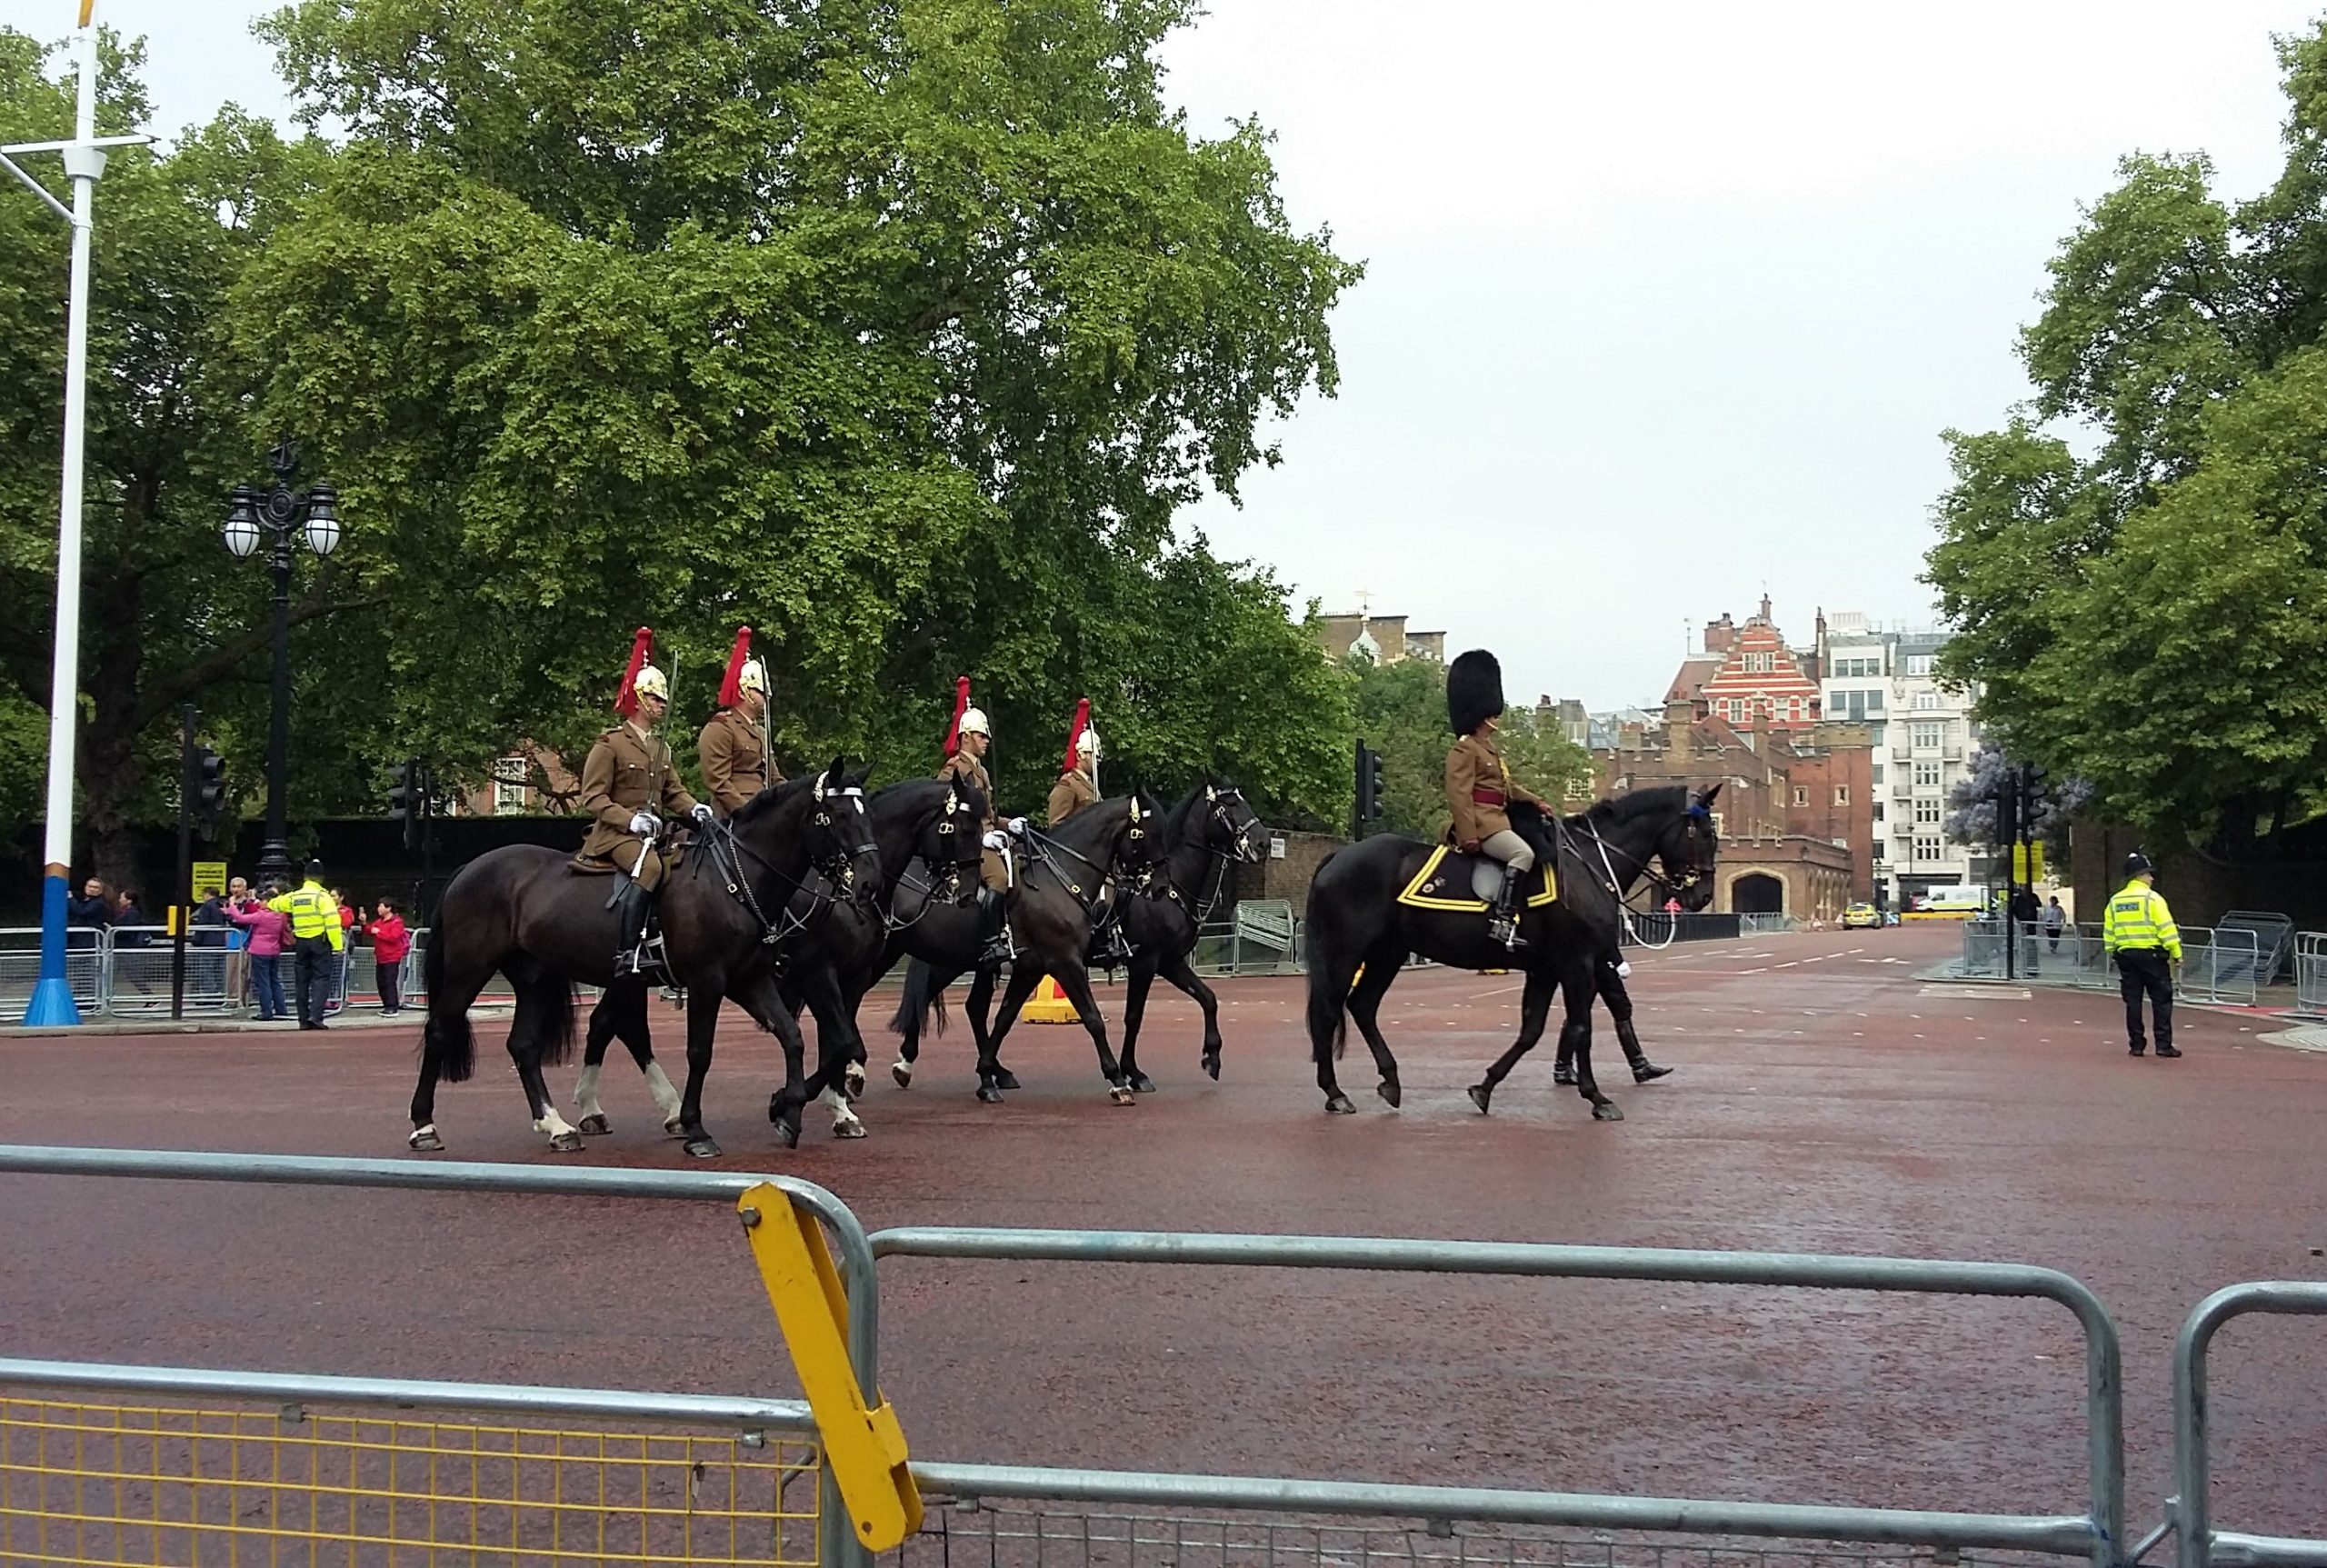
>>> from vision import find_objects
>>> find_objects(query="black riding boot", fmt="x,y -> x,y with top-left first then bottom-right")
1616,1016 -> 1672,1082
609,878 -> 664,979
976,886 -> 1014,967
1489,864 -> 1527,950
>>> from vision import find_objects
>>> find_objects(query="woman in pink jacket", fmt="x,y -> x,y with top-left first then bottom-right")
228,884 -> 291,1022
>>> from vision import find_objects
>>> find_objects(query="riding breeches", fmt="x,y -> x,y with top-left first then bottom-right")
1480,829 -> 1534,873
980,846 -> 1010,894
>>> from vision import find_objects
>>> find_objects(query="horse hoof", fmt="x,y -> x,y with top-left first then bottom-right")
832,1118 -> 867,1140
577,1113 -> 612,1136
844,1063 -> 867,1099
1633,1063 -> 1673,1083
407,1127 -> 444,1153
1376,1079 -> 1402,1109
1108,1084 -> 1136,1105
1592,1101 -> 1625,1122
1324,1094 -> 1356,1115
664,1116 -> 686,1137
1467,1084 -> 1493,1114
1202,1051 -> 1221,1082
993,1068 -> 1022,1091
1552,1065 -> 1577,1086
891,1059 -> 914,1089
685,1135 -> 724,1159
976,1084 -> 1006,1104
1127,1072 -> 1157,1094
549,1131 -> 584,1153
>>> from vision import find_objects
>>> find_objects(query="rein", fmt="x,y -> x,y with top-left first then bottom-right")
697,785 -> 871,948
1572,810 -> 1712,953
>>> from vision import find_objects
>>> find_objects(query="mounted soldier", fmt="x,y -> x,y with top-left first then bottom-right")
937,677 -> 1024,966
700,624 -> 781,820
574,626 -> 712,975
1443,647 -> 1545,950
1046,698 -> 1131,965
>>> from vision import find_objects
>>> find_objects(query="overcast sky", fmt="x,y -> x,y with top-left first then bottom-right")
8,0 -> 2321,707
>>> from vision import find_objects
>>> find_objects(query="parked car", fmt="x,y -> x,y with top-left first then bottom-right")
1842,902 -> 1883,930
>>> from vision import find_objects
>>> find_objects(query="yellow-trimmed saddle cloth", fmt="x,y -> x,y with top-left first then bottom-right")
1397,844 -> 1557,913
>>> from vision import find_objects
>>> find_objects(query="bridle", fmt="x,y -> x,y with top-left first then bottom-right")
1574,803 -> 1717,951
885,785 -> 984,934
1129,784 -> 1263,922
700,772 -> 878,948
1021,797 -> 1154,916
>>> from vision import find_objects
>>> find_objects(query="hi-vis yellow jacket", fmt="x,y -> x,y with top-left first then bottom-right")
2102,879 -> 2180,960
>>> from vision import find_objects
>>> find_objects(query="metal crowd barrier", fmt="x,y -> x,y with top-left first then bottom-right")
0,925 -> 427,1024
2296,933 -> 2327,1018
1959,923 -> 2262,1005
6,1144 -> 2326,1568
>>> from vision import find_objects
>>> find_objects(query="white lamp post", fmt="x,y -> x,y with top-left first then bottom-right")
1,5 -> 155,1026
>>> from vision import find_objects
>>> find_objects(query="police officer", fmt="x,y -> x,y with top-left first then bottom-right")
701,626 -> 781,820
1443,649 -> 1545,950
576,628 -> 712,975
938,678 -> 1024,966
2102,851 -> 2182,1058
268,859 -> 345,1031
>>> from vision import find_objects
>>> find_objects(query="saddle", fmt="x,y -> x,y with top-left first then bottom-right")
569,834 -> 690,877
1396,844 -> 1558,914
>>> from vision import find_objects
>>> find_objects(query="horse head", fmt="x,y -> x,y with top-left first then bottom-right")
1657,782 -> 1722,912
810,755 -> 884,906
924,773 -> 987,890
1200,777 -> 1269,864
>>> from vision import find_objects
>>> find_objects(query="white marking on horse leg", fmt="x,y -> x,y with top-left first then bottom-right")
573,1062 -> 604,1117
533,1106 -> 579,1140
822,1086 -> 864,1135
642,1062 -> 681,1119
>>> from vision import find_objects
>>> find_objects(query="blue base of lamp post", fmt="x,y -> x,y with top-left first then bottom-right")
24,873 -> 84,1026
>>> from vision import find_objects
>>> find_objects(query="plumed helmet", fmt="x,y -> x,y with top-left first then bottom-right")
738,660 -> 767,695
959,706 -> 990,738
1078,724 -> 1100,759
1446,648 -> 1505,736
718,626 -> 767,704
2125,850 -> 2153,877
631,664 -> 670,702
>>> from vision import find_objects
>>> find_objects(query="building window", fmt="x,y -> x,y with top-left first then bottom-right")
1913,799 -> 1942,824
1872,802 -> 1885,822
1912,722 -> 1943,749
1913,834 -> 1942,860
493,754 -> 529,815
1833,785 -> 1850,805
1869,723 -> 1885,747
1872,840 -> 1885,862
1793,786 -> 1808,806
1905,654 -> 1934,675
1871,764 -> 1884,784
1912,691 -> 1941,711
1564,775 -> 1593,801
1913,761 -> 1941,787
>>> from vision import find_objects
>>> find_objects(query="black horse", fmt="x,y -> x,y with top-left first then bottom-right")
1112,780 -> 1269,1088
409,763 -> 882,1157
889,793 -> 1156,1104
1303,784 -> 1719,1120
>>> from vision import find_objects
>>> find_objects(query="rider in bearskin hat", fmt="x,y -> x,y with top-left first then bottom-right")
1444,649 -> 1545,949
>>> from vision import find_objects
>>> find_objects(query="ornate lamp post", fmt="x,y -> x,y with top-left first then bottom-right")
222,440 -> 341,888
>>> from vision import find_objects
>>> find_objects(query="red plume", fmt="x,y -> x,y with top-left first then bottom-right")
717,625 -> 754,708
1063,697 -> 1090,773
944,676 -> 971,758
613,625 -> 654,717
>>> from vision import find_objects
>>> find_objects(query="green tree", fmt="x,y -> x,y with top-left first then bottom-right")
1924,20 -> 2327,852
0,28 -> 337,888
241,0 -> 1360,815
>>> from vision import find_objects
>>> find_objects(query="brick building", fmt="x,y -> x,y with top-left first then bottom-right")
1316,610 -> 1445,665
1669,598 -> 1825,734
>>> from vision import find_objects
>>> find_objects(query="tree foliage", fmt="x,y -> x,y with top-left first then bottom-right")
0,1 -> 1361,887
1347,654 -> 1591,842
1924,21 -> 2327,854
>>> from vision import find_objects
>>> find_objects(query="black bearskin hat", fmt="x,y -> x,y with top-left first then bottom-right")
1446,649 -> 1505,736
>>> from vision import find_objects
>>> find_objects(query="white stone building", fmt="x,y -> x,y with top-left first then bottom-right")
1814,613 -> 1985,908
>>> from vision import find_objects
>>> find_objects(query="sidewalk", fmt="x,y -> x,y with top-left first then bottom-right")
0,1004 -> 505,1040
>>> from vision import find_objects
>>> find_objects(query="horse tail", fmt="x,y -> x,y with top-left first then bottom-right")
526,973 -> 581,1068
421,931 -> 476,1084
1304,930 -> 1351,1063
888,956 -> 947,1038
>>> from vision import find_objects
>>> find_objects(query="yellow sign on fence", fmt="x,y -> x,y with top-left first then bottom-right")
2012,843 -> 2047,884
191,861 -> 227,900
737,1183 -> 923,1553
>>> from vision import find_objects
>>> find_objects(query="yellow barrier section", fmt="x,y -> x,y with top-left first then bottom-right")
0,1394 -> 819,1565
1020,976 -> 1080,1024
736,1183 -> 922,1553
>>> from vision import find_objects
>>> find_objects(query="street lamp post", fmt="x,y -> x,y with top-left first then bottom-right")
222,441 -> 341,888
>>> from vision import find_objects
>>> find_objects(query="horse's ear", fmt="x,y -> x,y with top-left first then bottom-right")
827,754 -> 848,781
1694,781 -> 1723,807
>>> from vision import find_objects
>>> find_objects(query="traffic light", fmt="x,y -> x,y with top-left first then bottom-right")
388,757 -> 424,852
190,747 -> 226,830
1353,739 -> 1386,833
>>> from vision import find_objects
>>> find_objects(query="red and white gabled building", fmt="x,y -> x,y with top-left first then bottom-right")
1674,597 -> 1823,733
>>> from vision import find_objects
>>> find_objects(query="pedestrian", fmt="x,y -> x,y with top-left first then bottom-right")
369,898 -> 410,1016
228,882 -> 291,1023
2043,894 -> 2065,954
2011,885 -> 2042,973
221,874 -> 252,1004
66,877 -> 110,950
191,885 -> 233,1002
267,861 -> 345,1031
329,888 -> 358,1015
2102,851 -> 2181,1059
112,888 -> 148,946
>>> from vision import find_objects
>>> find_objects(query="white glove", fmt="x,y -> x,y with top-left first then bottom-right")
1007,816 -> 1028,836
628,811 -> 656,835
983,830 -> 1009,853
691,803 -> 714,824
1615,960 -> 1633,979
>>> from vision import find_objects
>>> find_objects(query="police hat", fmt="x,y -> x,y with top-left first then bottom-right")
2124,851 -> 2152,877
305,858 -> 327,881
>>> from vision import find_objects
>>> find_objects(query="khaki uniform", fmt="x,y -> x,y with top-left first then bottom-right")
1046,766 -> 1099,826
698,708 -> 779,819
940,749 -> 1009,892
1444,732 -> 1543,848
576,722 -> 699,889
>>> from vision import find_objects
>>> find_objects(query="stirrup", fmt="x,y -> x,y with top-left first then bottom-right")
1489,914 -> 1524,951
619,934 -> 671,982
980,933 -> 1014,967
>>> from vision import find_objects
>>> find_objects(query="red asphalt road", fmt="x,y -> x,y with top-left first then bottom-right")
3,923 -> 2324,1541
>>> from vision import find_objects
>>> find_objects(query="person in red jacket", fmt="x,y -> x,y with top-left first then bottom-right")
369,898 -> 411,1017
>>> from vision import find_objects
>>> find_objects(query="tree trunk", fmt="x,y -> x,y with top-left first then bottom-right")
76,564 -> 146,895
